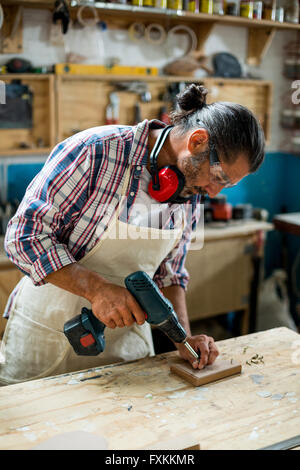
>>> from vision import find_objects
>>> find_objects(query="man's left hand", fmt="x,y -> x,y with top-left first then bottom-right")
175,335 -> 219,370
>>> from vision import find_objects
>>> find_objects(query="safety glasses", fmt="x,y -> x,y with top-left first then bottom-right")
209,147 -> 237,188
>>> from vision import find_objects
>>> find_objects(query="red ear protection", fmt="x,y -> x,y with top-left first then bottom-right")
148,165 -> 185,203
148,126 -> 189,204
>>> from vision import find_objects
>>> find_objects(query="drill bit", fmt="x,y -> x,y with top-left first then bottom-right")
183,339 -> 199,361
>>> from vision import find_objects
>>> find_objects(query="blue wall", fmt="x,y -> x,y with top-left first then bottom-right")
223,152 -> 300,324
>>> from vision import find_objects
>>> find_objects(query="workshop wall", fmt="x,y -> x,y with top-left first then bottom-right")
0,8 -> 296,150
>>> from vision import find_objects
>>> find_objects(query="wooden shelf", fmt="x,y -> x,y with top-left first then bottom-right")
2,0 -> 299,64
3,1 -> 300,31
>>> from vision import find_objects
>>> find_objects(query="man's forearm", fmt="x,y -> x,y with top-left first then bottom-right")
45,263 -> 109,304
161,284 -> 191,337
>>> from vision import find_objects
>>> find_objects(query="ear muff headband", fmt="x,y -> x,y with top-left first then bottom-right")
149,126 -> 186,203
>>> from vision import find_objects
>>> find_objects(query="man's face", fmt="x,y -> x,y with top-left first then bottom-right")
177,147 -> 250,199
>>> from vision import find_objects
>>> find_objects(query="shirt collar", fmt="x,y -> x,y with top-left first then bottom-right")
128,119 -> 167,167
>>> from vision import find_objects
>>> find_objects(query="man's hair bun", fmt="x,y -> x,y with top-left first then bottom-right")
177,84 -> 208,112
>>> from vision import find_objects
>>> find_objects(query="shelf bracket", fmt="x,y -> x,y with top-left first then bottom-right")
247,27 -> 276,66
0,6 -> 23,54
195,22 -> 215,53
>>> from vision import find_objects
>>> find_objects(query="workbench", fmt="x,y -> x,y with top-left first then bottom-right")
0,327 -> 299,450
186,220 -> 273,334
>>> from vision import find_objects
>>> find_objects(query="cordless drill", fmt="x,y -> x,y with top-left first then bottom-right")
63,270 -> 199,360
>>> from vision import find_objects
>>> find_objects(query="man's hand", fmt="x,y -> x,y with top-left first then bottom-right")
175,335 -> 219,370
90,282 -> 146,329
45,263 -> 146,329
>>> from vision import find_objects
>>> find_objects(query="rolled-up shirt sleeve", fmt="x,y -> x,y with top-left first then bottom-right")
153,198 -> 201,290
4,140 -> 92,285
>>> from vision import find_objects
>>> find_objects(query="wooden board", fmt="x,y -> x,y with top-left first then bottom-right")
169,358 -> 242,387
0,327 -> 299,450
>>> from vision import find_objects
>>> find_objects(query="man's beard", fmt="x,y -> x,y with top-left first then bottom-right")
176,150 -> 209,201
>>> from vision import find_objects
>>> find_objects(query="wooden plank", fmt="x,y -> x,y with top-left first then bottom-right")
1,1 -> 300,30
169,358 -> 242,386
0,327 -> 299,450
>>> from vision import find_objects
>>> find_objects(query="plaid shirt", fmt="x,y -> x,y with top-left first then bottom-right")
4,120 -> 201,317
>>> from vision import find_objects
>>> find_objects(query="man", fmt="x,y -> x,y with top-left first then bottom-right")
0,84 -> 265,384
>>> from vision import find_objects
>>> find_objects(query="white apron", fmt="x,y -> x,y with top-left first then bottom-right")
0,165 -> 184,385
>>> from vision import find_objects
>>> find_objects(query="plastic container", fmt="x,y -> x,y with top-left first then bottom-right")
275,6 -> 285,22
253,1 -> 263,18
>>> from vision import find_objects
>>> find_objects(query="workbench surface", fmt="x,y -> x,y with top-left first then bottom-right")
0,327 -> 299,450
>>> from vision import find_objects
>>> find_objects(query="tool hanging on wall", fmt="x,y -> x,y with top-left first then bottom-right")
105,92 -> 119,125
115,81 -> 152,103
165,25 -> 198,59
76,4 -> 99,28
52,0 -> 70,34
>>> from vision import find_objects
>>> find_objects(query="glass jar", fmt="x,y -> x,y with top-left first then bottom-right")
213,0 -> 225,14
263,0 -> 276,21
285,0 -> 299,24
184,0 -> 200,12
154,0 -> 167,6
200,0 -> 214,14
240,1 -> 254,18
226,1 -> 240,15
167,0 -> 183,9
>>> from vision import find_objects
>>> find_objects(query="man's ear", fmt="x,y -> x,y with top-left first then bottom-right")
187,128 -> 209,154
